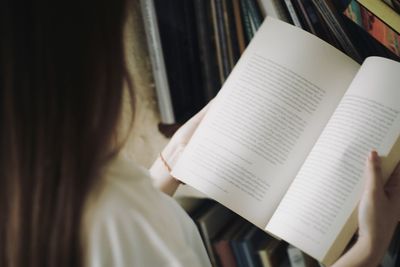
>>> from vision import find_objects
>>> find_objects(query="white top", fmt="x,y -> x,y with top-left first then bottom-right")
83,157 -> 211,267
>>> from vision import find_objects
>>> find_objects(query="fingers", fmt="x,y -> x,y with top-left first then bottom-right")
364,151 -> 384,196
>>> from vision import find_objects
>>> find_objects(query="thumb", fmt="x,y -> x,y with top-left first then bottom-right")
364,151 -> 384,196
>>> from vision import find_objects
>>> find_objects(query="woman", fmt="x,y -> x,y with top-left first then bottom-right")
1,0 -> 400,266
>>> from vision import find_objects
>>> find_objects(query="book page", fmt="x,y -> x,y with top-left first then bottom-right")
172,17 -> 359,228
266,57 -> 400,264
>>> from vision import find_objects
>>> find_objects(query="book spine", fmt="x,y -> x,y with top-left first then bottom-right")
246,0 -> 263,29
193,0 -> 220,100
383,0 -> 400,14
232,0 -> 246,53
140,0 -> 175,124
258,250 -> 273,267
311,0 -> 362,61
222,0 -> 236,70
304,0 -> 341,47
224,0 -> 242,64
293,0 -> 317,34
287,245 -> 307,267
181,0 -> 208,118
359,0 -> 400,33
215,0 -> 232,80
210,0 -> 225,84
240,0 -> 254,43
214,240 -> 239,267
239,240 -> 258,267
344,0 -> 400,57
284,0 -> 303,28
257,0 -> 290,22
231,240 -> 247,267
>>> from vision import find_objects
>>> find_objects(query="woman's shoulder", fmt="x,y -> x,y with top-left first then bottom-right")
82,156 -> 211,267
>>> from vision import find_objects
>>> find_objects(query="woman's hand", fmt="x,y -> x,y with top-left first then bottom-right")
333,151 -> 400,267
358,151 -> 400,257
150,102 -> 212,196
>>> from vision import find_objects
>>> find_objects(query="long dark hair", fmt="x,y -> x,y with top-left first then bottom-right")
0,0 -> 131,266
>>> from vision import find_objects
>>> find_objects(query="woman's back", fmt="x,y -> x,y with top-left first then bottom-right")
83,156 -> 210,267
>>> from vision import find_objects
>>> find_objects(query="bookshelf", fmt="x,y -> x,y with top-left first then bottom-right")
138,0 -> 400,266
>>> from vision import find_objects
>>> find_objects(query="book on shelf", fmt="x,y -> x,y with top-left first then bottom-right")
192,201 -> 236,267
358,0 -> 400,30
239,0 -> 255,44
213,218 -> 246,267
311,0 -> 362,61
171,17 -> 400,265
223,0 -> 241,69
139,0 -> 175,124
257,238 -> 287,267
287,245 -> 319,267
213,0 -> 232,81
383,0 -> 400,14
344,0 -> 400,57
284,0 -> 303,28
153,0 -> 206,123
232,0 -> 247,54
235,226 -> 271,267
256,0 -> 289,22
193,0 -> 222,101
245,0 -> 264,31
293,0 -> 340,47
230,224 -> 254,266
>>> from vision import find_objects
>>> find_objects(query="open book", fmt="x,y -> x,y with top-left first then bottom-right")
171,17 -> 400,265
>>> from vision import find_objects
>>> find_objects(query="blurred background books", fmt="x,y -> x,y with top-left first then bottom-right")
180,198 -> 400,267
141,0 -> 400,136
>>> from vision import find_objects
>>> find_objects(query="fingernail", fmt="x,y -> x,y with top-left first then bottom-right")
369,151 -> 379,162
369,151 -> 375,160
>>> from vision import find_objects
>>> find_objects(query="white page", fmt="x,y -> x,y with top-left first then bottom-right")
172,17 -> 359,228
266,57 -> 400,263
